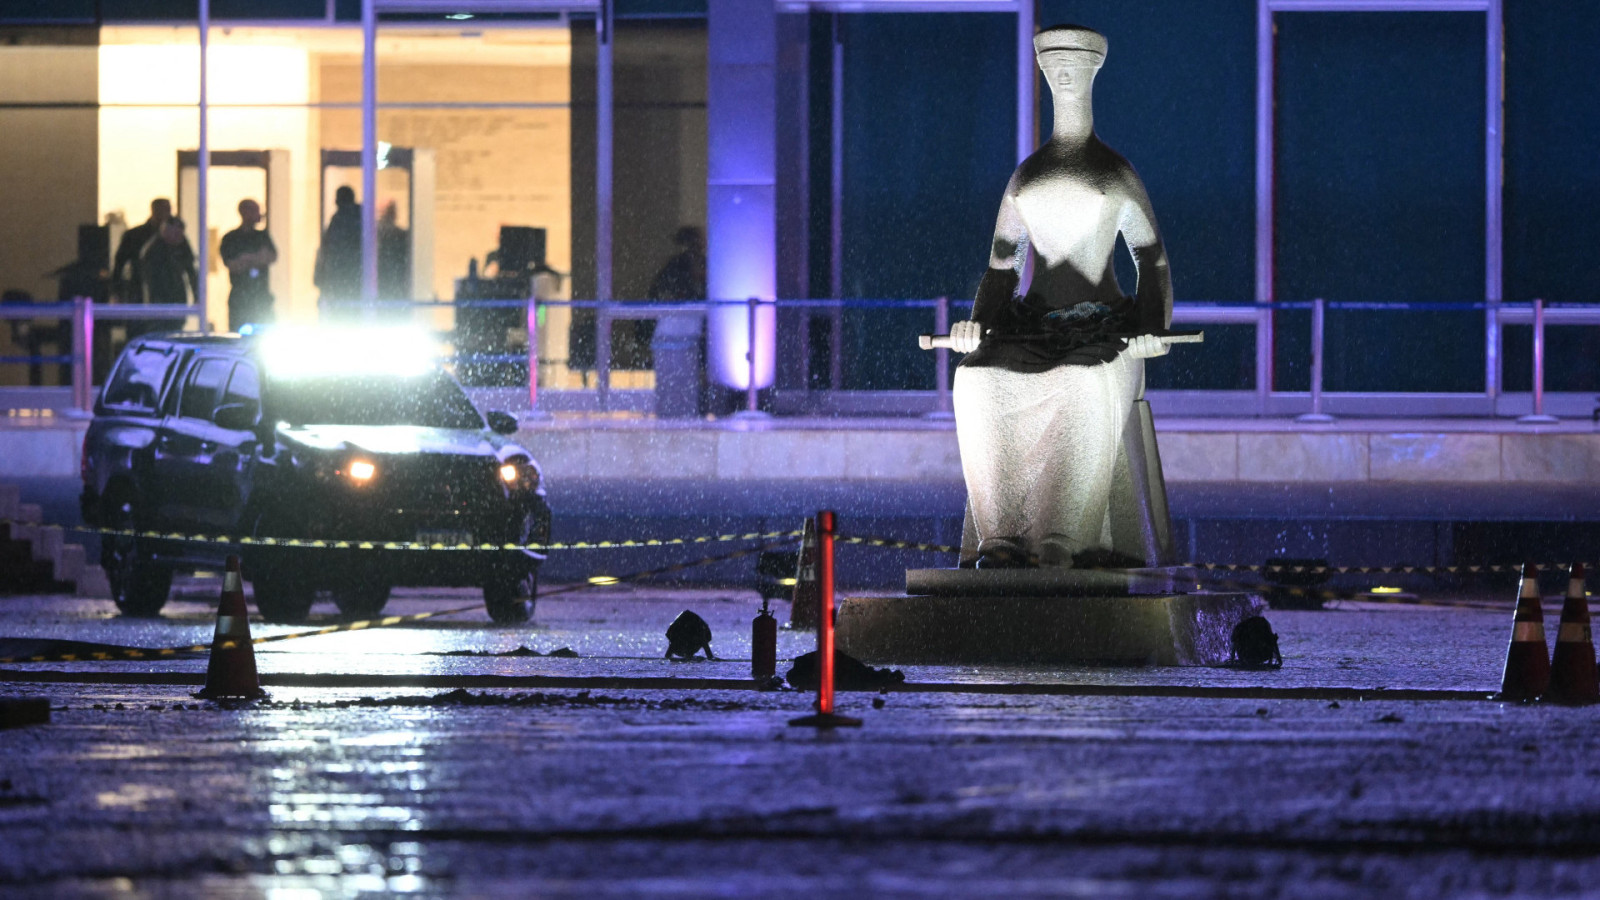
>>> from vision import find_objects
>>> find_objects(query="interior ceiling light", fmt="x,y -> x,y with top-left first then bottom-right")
446,12 -> 474,19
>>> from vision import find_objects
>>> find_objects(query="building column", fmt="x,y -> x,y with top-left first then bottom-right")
707,0 -> 777,391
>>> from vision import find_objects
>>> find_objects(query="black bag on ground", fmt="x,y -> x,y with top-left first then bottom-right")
786,650 -> 905,690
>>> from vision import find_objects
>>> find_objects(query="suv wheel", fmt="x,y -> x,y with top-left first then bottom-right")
252,564 -> 315,624
333,582 -> 390,621
484,561 -> 538,624
102,498 -> 172,617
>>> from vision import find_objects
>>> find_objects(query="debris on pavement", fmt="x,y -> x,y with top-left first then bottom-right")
311,689 -> 754,712
0,697 -> 49,729
786,650 -> 904,691
436,646 -> 582,658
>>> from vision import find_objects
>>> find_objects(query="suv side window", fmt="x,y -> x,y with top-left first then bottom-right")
179,357 -> 232,421
219,362 -> 261,425
101,344 -> 177,414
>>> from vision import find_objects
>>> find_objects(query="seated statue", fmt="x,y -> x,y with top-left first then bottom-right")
949,24 -> 1174,569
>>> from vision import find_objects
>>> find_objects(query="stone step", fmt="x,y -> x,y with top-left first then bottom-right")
75,564 -> 111,599
53,541 -> 85,584
0,485 -> 102,598
3,520 -> 38,548
31,524 -> 64,564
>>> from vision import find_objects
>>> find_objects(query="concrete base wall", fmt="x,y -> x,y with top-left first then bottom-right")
7,417 -> 1600,486
517,419 -> 1600,486
836,591 -> 1267,666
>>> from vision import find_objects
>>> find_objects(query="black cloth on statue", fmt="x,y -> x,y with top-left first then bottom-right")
959,292 -> 1137,373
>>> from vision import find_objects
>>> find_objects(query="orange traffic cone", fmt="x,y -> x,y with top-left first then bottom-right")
1545,564 -> 1598,705
788,517 -> 819,630
197,556 -> 266,700
1497,563 -> 1550,702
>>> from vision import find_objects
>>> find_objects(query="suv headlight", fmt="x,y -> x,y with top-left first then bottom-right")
498,458 -> 538,491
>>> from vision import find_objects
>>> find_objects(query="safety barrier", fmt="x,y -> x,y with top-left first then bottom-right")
9,515 -> 1585,582
3,520 -> 800,555
0,531 -> 799,665
835,533 -> 1591,578
5,509 -> 1583,649
6,511 -> 1597,717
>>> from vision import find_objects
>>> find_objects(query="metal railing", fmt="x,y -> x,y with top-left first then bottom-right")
0,298 -> 202,413
2,295 -> 1596,421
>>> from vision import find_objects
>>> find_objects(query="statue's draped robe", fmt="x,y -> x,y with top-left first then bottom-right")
954,295 -> 1143,563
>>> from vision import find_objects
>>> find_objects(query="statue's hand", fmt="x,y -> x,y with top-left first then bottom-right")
950,320 -> 984,353
1125,334 -> 1170,359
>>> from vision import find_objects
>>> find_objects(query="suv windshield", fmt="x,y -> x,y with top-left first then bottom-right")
268,369 -> 485,429
102,343 -> 180,414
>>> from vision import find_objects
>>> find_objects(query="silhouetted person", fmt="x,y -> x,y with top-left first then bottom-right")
377,200 -> 411,305
219,198 -> 277,332
615,225 -> 707,369
648,225 -> 707,302
315,185 -> 363,314
111,198 -> 171,303
139,216 -> 198,307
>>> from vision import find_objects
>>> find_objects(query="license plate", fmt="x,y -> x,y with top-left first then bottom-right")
417,529 -> 474,546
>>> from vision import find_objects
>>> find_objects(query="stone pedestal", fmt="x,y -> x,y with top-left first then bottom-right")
834,568 -> 1265,666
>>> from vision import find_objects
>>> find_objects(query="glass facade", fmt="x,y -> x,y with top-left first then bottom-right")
1,3 -> 1595,408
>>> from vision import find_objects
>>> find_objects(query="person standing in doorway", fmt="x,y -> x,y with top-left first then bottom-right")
315,185 -> 363,316
219,198 -> 278,332
376,200 -> 411,304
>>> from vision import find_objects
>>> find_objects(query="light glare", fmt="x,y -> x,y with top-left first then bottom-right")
498,463 -> 518,484
348,460 -> 377,482
260,327 -> 438,379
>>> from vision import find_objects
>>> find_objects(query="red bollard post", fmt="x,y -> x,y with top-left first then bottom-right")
818,509 -> 835,713
790,510 -> 861,728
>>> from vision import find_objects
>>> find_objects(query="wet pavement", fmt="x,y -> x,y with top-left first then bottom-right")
4,581 -> 1600,897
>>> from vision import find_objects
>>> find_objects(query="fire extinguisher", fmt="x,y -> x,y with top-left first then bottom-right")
752,598 -> 778,682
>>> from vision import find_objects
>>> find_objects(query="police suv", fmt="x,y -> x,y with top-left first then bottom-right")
80,328 -> 551,624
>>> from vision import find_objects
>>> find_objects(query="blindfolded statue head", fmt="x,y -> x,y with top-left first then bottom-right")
1034,25 -> 1106,101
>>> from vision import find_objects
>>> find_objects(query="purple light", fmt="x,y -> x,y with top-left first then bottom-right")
707,0 -> 778,391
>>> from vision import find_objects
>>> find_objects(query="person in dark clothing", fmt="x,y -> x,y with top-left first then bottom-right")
219,198 -> 278,332
377,200 -> 411,304
139,216 -> 198,306
611,225 -> 707,370
315,185 -> 364,316
111,198 -> 171,303
648,225 -> 707,303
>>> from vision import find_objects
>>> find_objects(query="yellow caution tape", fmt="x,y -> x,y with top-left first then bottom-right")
2,519 -> 801,554
836,532 -> 1587,577
0,536 -> 801,665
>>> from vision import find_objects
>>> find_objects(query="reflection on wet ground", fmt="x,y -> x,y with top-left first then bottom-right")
5,584 -> 1592,897
0,580 -> 1522,692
